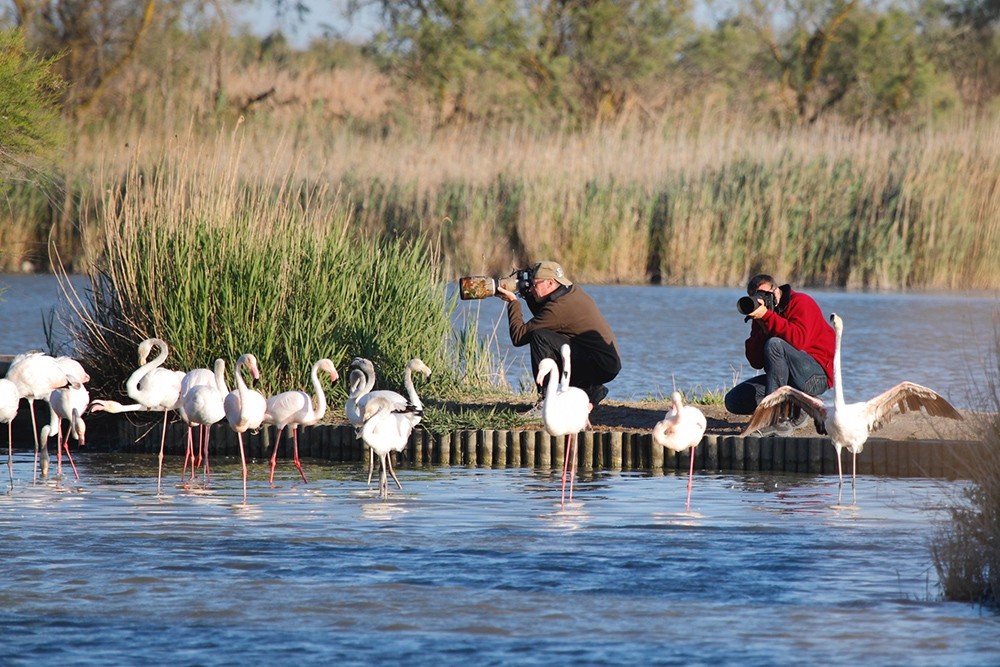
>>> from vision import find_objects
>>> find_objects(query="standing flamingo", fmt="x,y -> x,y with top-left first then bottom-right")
360,395 -> 420,498
0,378 -> 20,489
652,391 -> 707,512
176,359 -> 227,479
181,358 -> 228,481
537,347 -> 591,507
356,357 -> 430,487
263,358 -> 339,485
224,353 -> 266,502
88,338 -> 184,494
5,352 -> 84,479
742,312 -> 963,503
42,379 -> 90,480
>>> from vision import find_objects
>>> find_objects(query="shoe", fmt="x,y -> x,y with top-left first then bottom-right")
587,384 -> 609,407
750,412 -> 808,437
519,402 -> 543,419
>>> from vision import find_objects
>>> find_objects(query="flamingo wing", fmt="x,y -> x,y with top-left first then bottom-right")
741,386 -> 827,436
864,381 -> 963,433
265,391 -> 311,425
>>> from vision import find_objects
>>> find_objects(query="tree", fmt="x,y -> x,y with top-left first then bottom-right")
0,27 -> 63,166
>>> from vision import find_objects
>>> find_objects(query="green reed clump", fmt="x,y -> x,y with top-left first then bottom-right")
65,134 -> 505,405
932,333 -> 1000,608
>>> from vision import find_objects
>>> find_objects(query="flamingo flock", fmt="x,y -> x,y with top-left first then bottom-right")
0,311 -> 966,511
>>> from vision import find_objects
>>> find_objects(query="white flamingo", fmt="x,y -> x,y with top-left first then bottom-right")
0,378 -> 20,489
5,352 -> 84,479
42,379 -> 90,480
356,358 -> 430,487
742,312 -> 964,502
177,359 -> 226,480
263,358 -> 339,485
537,346 -> 591,507
224,353 -> 266,503
652,391 -> 707,512
360,395 -> 420,499
181,358 -> 229,481
88,338 -> 184,494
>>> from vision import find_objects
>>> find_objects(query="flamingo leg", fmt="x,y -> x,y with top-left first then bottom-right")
569,433 -> 578,503
7,422 -> 13,490
835,447 -> 844,487
685,445 -> 696,513
202,426 -> 212,480
269,426 -> 283,486
182,426 -> 194,481
379,452 -> 389,499
157,410 -> 168,496
291,428 -> 308,483
367,446 -> 375,486
237,432 -> 248,504
61,430 -> 79,481
385,453 -> 403,490
560,434 -> 572,507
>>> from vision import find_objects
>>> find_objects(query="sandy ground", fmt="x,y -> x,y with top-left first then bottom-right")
501,397 -> 986,442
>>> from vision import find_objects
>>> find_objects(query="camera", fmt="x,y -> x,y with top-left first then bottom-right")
459,268 -> 534,300
737,290 -> 776,319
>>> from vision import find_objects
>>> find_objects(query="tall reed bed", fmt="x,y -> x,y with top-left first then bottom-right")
14,114 -> 1000,288
64,127 -> 502,405
932,330 -> 1000,608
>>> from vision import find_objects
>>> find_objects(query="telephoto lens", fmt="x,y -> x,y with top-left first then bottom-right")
737,295 -> 757,315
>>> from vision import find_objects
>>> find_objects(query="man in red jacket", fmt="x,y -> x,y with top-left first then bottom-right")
724,273 -> 835,435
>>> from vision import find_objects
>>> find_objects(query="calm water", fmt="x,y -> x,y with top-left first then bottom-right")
1,452 -> 998,666
2,274 -> 1000,664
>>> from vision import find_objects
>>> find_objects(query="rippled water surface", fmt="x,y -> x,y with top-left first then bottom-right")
1,452 -> 998,666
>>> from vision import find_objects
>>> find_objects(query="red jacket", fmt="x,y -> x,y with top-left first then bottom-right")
745,285 -> 835,387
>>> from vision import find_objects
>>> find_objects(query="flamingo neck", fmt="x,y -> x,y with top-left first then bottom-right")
310,363 -> 328,420
832,325 -> 845,408
403,366 -> 421,409
126,343 -> 168,397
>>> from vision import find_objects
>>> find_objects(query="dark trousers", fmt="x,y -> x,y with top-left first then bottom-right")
528,328 -> 619,392
724,337 -> 828,415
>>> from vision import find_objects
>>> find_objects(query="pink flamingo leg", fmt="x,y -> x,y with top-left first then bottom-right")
684,446 -> 696,513
569,434 -> 578,502
201,426 -> 211,480
6,422 -> 13,489
237,432 -> 248,504
291,429 -> 308,483
157,410 -> 168,496
268,426 -> 283,486
61,431 -> 79,480
182,426 -> 195,481
560,435 -> 572,507
29,401 -> 40,481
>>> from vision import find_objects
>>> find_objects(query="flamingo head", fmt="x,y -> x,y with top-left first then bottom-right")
535,357 -> 558,385
408,358 -> 432,379
246,354 -> 261,381
829,312 -> 843,333
318,358 -> 340,383
671,391 -> 684,408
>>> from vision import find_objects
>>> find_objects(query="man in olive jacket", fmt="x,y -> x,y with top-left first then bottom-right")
496,260 -> 621,408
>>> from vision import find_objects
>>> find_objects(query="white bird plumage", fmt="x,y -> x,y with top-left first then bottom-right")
652,391 -> 707,512
742,312 -> 963,501
88,338 -> 184,494
224,353 -> 266,502
537,346 -> 591,507
263,358 -> 339,485
181,358 -> 229,480
355,358 -> 430,487
43,379 -> 90,480
360,394 -> 420,498
0,378 -> 18,488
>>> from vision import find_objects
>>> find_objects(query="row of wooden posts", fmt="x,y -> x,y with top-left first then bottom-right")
83,414 -> 982,479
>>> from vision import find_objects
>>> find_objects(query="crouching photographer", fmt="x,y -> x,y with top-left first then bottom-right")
494,260 -> 621,413
724,273 -> 836,435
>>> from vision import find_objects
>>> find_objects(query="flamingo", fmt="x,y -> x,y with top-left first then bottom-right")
181,358 -> 229,481
742,312 -> 964,502
5,352 -> 84,479
345,358 -> 376,435
0,378 -> 20,489
224,353 -> 266,503
652,391 -> 707,512
177,359 -> 227,479
360,395 -> 420,499
263,358 -> 339,485
537,346 -> 591,507
88,338 -> 184,494
356,358 -> 431,487
42,379 -> 90,480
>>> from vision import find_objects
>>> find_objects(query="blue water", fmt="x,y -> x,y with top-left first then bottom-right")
0,451 -> 997,666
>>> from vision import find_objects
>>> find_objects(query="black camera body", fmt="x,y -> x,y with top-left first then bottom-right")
510,267 -> 534,296
737,290 -> 777,318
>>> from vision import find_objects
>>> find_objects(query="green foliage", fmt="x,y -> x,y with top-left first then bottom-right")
0,28 -> 64,164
